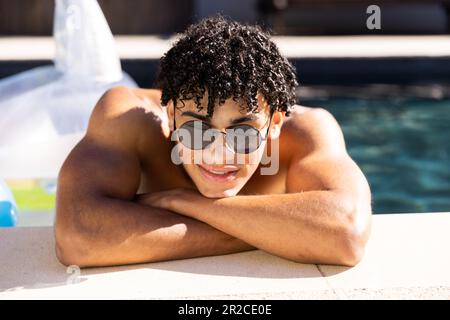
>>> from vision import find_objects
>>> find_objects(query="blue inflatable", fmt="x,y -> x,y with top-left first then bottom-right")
0,179 -> 17,227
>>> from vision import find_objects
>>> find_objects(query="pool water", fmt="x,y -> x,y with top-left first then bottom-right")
302,96 -> 450,214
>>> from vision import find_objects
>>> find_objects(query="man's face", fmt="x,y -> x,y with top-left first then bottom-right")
167,93 -> 282,198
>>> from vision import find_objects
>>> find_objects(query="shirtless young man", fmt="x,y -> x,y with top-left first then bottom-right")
55,16 -> 372,268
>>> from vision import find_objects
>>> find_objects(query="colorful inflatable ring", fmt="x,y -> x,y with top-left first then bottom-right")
0,180 -> 17,227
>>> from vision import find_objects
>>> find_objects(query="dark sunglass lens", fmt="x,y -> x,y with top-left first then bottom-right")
178,121 -> 215,150
227,125 -> 262,154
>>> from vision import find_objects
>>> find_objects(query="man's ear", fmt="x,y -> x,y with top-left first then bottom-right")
166,100 -> 174,131
269,110 -> 285,139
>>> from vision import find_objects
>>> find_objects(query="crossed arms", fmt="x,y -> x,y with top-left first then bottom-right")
54,87 -> 372,268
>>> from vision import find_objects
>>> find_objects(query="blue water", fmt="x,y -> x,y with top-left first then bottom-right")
302,96 -> 450,214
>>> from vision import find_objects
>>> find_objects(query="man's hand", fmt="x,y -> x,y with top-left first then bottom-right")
136,188 -> 211,219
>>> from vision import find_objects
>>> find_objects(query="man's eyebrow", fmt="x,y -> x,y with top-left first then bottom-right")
181,111 -> 258,125
181,111 -> 211,122
230,114 -> 258,125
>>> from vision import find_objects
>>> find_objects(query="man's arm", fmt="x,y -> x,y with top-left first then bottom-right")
54,87 -> 254,268
140,108 -> 372,266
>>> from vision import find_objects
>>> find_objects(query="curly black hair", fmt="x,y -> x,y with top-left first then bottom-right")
155,15 -> 299,118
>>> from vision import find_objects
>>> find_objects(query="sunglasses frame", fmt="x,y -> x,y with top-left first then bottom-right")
173,105 -> 274,154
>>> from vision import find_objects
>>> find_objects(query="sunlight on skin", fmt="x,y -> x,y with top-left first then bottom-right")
166,92 -> 285,198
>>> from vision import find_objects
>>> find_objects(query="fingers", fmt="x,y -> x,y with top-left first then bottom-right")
135,188 -> 199,210
135,192 -> 160,206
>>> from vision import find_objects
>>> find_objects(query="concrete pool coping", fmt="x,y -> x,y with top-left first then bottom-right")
1,212 -> 449,299
1,35 -> 450,61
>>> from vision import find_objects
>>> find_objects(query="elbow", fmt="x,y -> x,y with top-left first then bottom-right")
288,236 -> 366,267
55,240 -> 77,267
54,234 -> 89,268
335,229 -> 366,267
335,203 -> 372,267
287,195 -> 371,267
54,217 -> 94,268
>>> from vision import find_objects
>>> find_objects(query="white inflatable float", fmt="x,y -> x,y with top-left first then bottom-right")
0,0 -> 137,179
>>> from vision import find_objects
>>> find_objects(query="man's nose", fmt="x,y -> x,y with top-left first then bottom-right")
203,134 -> 236,165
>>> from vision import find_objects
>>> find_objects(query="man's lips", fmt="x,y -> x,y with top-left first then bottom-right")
197,164 -> 239,182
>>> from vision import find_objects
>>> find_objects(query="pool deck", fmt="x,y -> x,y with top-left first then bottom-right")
1,35 -> 449,299
1,212 -> 449,299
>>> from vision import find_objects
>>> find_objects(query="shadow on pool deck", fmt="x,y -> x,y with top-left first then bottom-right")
2,213 -> 450,299
0,226 -> 334,292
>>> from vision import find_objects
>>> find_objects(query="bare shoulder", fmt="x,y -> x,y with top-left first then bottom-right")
57,87 -> 146,203
283,107 -> 370,203
285,105 -> 342,137
283,104 -> 346,155
131,87 -> 163,106
86,86 -> 169,148
89,86 -> 163,130
58,86 -> 158,196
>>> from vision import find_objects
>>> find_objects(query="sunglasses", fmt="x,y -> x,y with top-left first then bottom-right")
173,109 -> 273,154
